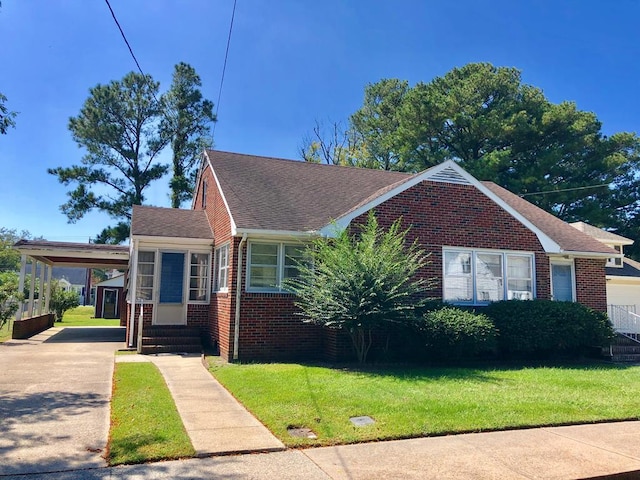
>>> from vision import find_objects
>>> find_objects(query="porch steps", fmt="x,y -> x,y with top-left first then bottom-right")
141,326 -> 202,355
608,333 -> 640,363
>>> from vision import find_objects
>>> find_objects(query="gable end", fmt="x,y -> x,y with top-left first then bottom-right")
426,165 -> 472,185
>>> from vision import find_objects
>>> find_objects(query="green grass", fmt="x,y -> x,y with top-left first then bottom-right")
0,321 -> 11,343
209,360 -> 640,447
58,306 -> 120,327
108,362 -> 195,465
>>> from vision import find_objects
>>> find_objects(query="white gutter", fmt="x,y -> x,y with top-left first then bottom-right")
233,234 -> 248,361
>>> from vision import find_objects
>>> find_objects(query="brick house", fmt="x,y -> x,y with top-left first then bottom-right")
127,150 -> 616,361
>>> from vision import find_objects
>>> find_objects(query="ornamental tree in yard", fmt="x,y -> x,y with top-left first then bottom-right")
286,212 -> 430,363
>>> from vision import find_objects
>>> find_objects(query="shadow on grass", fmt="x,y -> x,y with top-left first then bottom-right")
108,433 -> 189,466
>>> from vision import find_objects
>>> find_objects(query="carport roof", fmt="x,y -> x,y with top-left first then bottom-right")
13,239 -> 129,268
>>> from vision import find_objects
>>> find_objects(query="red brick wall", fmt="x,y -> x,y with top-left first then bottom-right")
350,181 -> 547,299
193,164 -> 235,359
575,257 -> 608,312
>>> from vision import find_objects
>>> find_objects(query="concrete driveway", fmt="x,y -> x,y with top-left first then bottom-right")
0,326 -> 125,476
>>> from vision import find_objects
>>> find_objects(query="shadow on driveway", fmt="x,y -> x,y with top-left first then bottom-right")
44,327 -> 126,343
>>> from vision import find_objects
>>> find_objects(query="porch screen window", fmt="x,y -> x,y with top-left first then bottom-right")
214,244 -> 229,292
248,242 -> 305,291
189,253 -> 210,301
136,251 -> 155,301
444,248 -> 534,304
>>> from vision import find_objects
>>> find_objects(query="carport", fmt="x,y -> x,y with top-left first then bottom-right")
12,240 -> 130,336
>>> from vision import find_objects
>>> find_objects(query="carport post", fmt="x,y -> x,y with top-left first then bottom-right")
15,254 -> 27,321
128,240 -> 139,348
37,262 -> 45,315
27,258 -> 36,317
44,265 -> 52,313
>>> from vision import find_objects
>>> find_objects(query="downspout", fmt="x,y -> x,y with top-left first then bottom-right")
233,234 -> 248,361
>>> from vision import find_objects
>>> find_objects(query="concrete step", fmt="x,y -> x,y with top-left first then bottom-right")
141,344 -> 202,355
142,335 -> 201,346
611,345 -> 640,355
612,353 -> 640,363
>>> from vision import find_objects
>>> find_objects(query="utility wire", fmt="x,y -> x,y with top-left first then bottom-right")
104,0 -> 145,76
212,0 -> 237,137
519,183 -> 610,197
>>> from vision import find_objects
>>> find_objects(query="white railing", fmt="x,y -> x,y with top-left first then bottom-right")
608,304 -> 640,335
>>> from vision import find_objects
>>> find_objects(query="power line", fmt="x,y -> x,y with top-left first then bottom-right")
519,183 -> 610,197
104,0 -> 145,76
212,0 -> 238,137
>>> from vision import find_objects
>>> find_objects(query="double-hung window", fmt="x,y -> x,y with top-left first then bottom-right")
189,253 -> 210,301
443,248 -> 534,304
136,251 -> 155,301
248,242 -> 305,292
214,244 -> 230,292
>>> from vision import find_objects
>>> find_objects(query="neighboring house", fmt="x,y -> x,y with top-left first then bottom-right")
94,274 -> 125,319
127,150 -> 616,362
570,222 -> 640,330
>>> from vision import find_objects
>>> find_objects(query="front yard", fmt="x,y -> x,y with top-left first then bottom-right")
208,360 -> 640,447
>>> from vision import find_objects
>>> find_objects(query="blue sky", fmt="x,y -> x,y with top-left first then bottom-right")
1,0 -> 639,242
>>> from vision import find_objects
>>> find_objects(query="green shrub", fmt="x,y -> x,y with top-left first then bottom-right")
484,300 -> 615,356
415,307 -> 497,359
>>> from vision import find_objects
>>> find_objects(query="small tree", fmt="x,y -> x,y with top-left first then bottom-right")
50,280 -> 80,322
0,272 -> 21,329
287,212 -> 430,363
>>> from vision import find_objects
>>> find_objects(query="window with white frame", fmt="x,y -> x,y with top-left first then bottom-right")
214,244 -> 230,292
443,248 -> 534,304
136,251 -> 155,301
189,252 -> 210,301
248,242 -> 305,292
606,244 -> 623,268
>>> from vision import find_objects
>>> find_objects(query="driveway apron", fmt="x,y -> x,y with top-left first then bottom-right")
0,326 -> 124,476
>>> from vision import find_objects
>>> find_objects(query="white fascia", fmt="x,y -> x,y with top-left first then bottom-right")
202,151 -> 238,236
132,235 -> 213,248
234,228 -> 318,241
547,251 -> 614,259
319,160 -> 563,252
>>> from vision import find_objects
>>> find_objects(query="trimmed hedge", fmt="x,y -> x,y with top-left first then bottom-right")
414,307 -> 498,359
484,300 -> 614,356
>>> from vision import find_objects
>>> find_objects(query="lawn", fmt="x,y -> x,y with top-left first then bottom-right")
108,362 -> 195,465
208,360 -> 640,447
58,306 -> 120,327
0,321 -> 11,343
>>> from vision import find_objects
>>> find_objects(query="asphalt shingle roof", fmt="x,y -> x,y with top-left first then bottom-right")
206,150 -> 411,232
131,205 -> 212,239
481,181 -> 616,255
570,221 -> 634,245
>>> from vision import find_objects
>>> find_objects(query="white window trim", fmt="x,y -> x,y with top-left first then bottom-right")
606,244 -> 624,268
442,247 -> 536,305
135,247 -> 211,305
246,241 -> 304,293
214,243 -> 230,293
188,251 -> 212,303
550,258 -> 576,302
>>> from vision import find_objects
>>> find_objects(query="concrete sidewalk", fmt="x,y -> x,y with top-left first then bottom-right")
116,353 -> 285,456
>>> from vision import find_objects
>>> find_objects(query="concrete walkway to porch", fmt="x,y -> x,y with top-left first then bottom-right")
115,353 -> 285,456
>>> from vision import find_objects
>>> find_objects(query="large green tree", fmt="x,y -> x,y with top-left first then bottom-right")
302,63 -> 640,257
160,63 -> 216,208
49,72 -> 168,244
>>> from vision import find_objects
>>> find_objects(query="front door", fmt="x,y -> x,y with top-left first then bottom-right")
551,262 -> 575,302
155,252 -> 187,325
102,288 -> 118,319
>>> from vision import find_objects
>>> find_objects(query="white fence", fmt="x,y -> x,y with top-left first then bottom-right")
608,304 -> 640,335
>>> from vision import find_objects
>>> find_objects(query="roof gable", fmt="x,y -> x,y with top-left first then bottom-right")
570,222 -> 634,246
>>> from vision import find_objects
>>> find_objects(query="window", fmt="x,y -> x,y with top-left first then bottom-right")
443,248 -> 534,304
136,251 -> 155,301
189,253 -> 210,301
214,244 -> 229,292
606,245 -> 623,268
248,242 -> 306,292
201,180 -> 208,209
